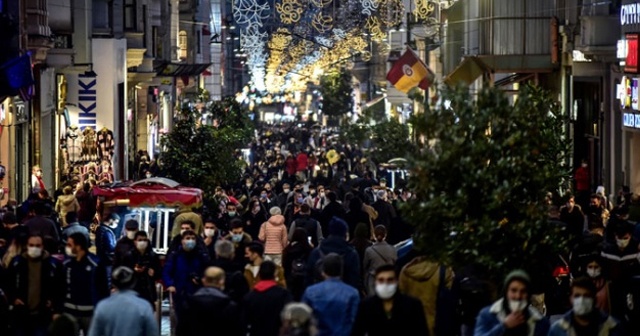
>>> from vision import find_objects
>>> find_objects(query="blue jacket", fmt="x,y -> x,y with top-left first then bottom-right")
302,278 -> 360,336
162,247 -> 209,299
474,299 -> 550,336
88,290 -> 158,336
95,225 -> 116,264
304,236 -> 360,289
548,310 -> 621,336
63,253 -> 109,316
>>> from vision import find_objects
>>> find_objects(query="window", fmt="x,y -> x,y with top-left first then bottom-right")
152,26 -> 159,57
124,0 -> 136,30
178,30 -> 188,60
197,30 -> 201,54
143,5 -> 147,47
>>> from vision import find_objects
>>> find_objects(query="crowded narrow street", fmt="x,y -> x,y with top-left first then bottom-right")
0,0 -> 639,336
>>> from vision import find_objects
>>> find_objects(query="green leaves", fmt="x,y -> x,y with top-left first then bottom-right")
404,84 -> 571,282
320,69 -> 354,117
160,97 -> 252,206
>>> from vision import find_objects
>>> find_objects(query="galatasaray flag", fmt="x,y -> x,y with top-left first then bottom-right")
386,48 -> 435,93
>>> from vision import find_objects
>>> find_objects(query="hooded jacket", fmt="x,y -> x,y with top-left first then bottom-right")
304,235 -> 361,289
243,280 -> 293,336
55,194 -> 80,226
259,214 -> 288,255
475,298 -> 550,336
399,256 -> 454,336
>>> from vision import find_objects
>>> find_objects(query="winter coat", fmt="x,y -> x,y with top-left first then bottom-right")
302,278 -> 360,336
183,287 -> 243,336
88,289 -> 158,336
7,252 -> 64,323
259,214 -> 288,255
363,241 -> 397,295
296,153 -> 308,172
75,190 -> 96,223
351,293 -> 428,336
548,310 -> 620,336
474,298 -> 550,336
244,262 -> 287,289
162,247 -> 209,301
55,194 -> 80,227
304,236 -> 361,289
63,253 -> 110,317
243,280 -> 293,336
399,256 -> 454,336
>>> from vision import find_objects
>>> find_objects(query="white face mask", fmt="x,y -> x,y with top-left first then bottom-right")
283,189 -> 290,194
375,283 -> 397,300
572,296 -> 594,316
204,228 -> 216,237
65,246 -> 76,257
27,247 -> 42,259
587,267 -> 601,278
508,299 -> 528,312
126,231 -> 136,240
616,238 -> 630,249
135,241 -> 148,251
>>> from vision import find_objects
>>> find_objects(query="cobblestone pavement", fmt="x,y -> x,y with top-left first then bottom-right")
160,300 -> 171,336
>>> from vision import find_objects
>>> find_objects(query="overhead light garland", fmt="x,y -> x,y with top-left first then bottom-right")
232,0 -> 450,94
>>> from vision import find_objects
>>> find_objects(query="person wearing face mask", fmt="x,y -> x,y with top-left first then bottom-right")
94,213 -> 120,285
130,231 -> 161,306
162,230 -> 210,334
6,234 -> 64,335
63,232 -> 110,335
548,277 -> 621,336
276,183 -> 292,210
352,265 -> 427,336
114,220 -> 139,268
170,206 -> 203,239
363,226 -> 397,296
223,219 -> 253,266
30,165 -> 46,195
600,221 -> 640,325
582,257 -> 610,314
244,199 -> 268,240
475,270 -> 550,336
201,219 -> 221,259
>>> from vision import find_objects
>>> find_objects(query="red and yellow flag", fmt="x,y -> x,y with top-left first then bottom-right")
386,48 -> 435,93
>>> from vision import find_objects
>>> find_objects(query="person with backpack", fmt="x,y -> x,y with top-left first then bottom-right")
282,228 -> 314,301
399,255 -> 455,336
363,225 -> 397,296
288,204 -> 323,247
304,217 -> 360,289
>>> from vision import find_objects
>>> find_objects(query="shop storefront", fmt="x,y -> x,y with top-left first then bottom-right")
618,1 -> 640,194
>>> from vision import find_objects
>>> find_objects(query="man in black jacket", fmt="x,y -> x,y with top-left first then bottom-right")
352,264 -> 428,336
319,191 -> 346,236
208,239 -> 249,303
243,261 -> 293,336
183,266 -> 243,336
6,234 -> 64,335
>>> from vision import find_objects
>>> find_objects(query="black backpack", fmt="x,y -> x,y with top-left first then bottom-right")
290,257 -> 307,279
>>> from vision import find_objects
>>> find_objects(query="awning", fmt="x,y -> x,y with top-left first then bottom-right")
155,63 -> 212,77
443,57 -> 490,87
494,73 -> 535,88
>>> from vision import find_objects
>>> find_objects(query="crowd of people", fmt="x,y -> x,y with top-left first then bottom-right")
0,123 -> 636,336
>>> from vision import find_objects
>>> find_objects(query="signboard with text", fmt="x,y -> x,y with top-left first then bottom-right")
623,112 -> 640,129
626,34 -> 639,73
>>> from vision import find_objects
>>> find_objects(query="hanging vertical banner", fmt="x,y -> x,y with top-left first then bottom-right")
78,72 -> 97,129
626,34 -> 639,73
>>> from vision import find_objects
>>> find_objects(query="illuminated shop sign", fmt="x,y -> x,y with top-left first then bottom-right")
622,2 -> 640,26
623,112 -> 640,129
627,34 -> 640,73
